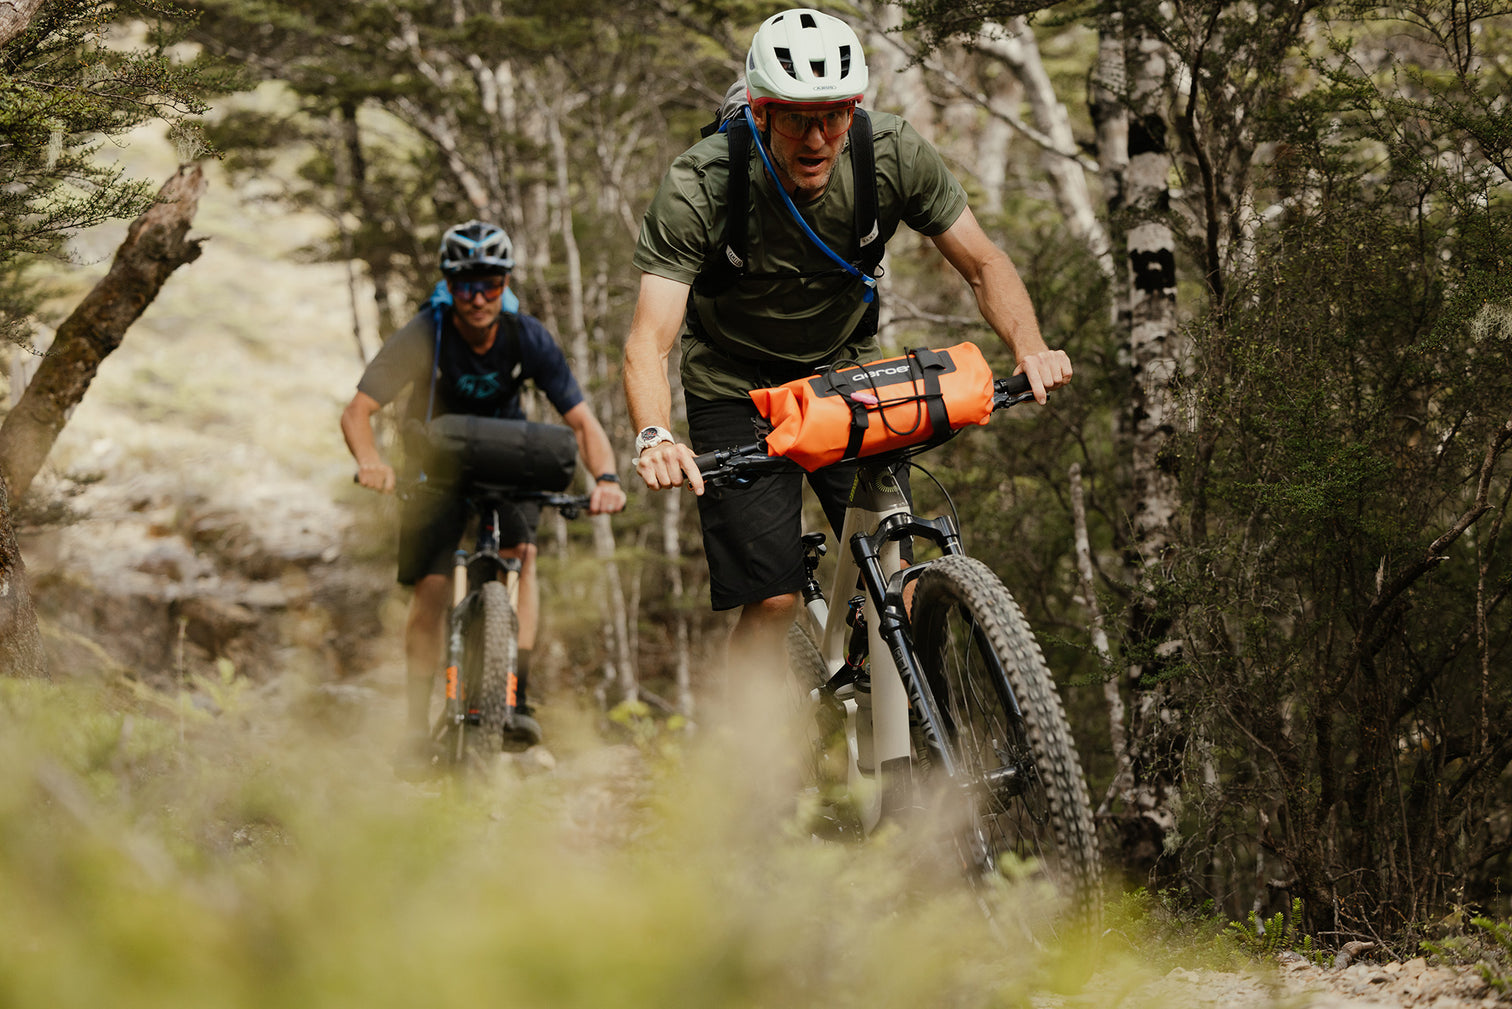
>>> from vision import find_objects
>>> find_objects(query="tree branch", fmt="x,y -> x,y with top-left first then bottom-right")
0,164 -> 207,500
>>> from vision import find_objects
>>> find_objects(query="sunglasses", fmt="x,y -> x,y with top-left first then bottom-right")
449,277 -> 506,300
767,104 -> 855,141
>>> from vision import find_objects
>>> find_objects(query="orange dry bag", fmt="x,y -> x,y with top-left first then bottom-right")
748,343 -> 995,472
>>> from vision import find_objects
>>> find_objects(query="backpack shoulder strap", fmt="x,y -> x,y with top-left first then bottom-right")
498,309 -> 521,366
692,119 -> 751,299
849,109 -> 882,274
425,300 -> 446,424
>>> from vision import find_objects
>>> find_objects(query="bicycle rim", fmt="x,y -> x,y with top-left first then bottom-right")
910,555 -> 1101,921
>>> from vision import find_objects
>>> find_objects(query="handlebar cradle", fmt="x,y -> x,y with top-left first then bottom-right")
694,372 -> 1039,484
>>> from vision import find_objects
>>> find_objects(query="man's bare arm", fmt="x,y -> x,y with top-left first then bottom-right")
561,402 -> 627,514
931,206 -> 1071,404
623,273 -> 706,495
340,390 -> 396,493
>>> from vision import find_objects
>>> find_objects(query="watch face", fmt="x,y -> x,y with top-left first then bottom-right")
638,427 -> 659,441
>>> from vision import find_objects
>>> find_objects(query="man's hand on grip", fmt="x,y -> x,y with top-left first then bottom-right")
635,441 -> 704,496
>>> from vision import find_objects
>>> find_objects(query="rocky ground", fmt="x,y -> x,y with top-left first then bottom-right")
1066,956 -> 1505,1009
17,118 -> 400,694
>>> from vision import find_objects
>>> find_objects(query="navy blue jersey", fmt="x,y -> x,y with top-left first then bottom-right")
358,308 -> 584,424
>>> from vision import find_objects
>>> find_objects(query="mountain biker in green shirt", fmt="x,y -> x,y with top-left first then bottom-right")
623,8 -> 1072,667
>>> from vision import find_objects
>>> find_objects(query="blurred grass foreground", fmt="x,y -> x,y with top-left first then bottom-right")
0,671 -> 1127,1009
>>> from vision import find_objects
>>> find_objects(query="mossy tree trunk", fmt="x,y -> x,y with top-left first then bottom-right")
0,470 -> 43,678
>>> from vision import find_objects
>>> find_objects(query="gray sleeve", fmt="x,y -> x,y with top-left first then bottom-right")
356,313 -> 433,406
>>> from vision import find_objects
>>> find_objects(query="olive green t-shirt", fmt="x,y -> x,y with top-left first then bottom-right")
633,110 -> 968,401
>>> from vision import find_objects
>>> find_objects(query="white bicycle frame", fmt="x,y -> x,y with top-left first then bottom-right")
802,464 -> 915,836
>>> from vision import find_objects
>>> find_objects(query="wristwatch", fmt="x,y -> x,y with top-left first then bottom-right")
596,473 -> 620,484
634,425 -> 675,455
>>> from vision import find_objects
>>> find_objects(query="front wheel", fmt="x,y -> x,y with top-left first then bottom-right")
909,555 -> 1101,921
469,580 -> 521,752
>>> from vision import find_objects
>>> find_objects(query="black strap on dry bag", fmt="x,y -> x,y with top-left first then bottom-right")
827,347 -> 953,462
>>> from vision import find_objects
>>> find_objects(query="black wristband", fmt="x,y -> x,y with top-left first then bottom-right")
596,473 -> 620,485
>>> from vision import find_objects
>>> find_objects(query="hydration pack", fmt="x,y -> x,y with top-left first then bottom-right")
692,82 -> 884,301
748,343 -> 995,472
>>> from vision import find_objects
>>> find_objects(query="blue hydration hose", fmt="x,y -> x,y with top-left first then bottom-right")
743,106 -> 878,303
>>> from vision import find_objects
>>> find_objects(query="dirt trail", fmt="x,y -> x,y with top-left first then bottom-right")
1059,956 -> 1503,1008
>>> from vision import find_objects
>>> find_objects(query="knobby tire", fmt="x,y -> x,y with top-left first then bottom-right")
468,580 -> 519,754
909,555 -> 1101,922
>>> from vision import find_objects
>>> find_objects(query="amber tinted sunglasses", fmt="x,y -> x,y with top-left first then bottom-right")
449,277 -> 507,300
767,103 -> 855,141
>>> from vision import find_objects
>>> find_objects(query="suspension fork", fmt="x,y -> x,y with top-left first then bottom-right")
851,514 -> 963,783
441,549 -> 470,759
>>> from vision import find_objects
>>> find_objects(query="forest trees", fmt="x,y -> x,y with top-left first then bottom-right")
181,0 -> 754,700
904,0 -> 1512,933
65,0 -> 1506,936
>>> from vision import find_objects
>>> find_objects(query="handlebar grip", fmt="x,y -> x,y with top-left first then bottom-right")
1001,373 -> 1032,396
691,449 -> 722,475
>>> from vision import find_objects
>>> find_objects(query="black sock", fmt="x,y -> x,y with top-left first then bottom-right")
516,649 -> 532,709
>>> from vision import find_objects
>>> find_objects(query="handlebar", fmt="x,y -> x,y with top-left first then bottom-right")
693,373 -> 1040,484
356,475 -> 594,518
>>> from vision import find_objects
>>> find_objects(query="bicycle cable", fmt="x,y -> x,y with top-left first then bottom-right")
902,459 -> 963,552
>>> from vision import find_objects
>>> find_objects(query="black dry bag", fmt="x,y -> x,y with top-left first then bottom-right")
423,415 -> 577,492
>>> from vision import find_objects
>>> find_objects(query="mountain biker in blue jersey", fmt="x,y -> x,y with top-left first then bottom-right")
623,9 -> 1071,668
342,220 -> 626,759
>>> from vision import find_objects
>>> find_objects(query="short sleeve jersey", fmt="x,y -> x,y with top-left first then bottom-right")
357,309 -> 584,425
633,110 -> 968,401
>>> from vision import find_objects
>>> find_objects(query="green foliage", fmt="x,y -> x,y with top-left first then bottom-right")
1226,898 -> 1327,965
1,674 -> 1130,1008
1099,888 -> 1248,972
1423,916 -> 1512,994
0,0 -> 226,341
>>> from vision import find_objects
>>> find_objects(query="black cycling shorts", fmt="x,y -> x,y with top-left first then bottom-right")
396,490 -> 540,586
686,394 -> 911,611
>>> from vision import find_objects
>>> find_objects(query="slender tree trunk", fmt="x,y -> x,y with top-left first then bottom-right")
1073,463 -> 1128,816
865,4 -> 934,128
0,0 -> 44,47
1117,21 -> 1186,882
0,164 -> 207,501
338,101 -> 396,339
0,469 -> 44,678
979,19 -> 1111,272
1092,12 -> 1131,328
545,100 -> 635,703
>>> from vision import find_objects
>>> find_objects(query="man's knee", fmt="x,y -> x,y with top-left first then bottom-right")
406,575 -> 449,633
502,541 -> 537,571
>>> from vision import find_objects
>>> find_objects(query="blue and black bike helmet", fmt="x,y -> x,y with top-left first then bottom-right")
439,219 -> 515,275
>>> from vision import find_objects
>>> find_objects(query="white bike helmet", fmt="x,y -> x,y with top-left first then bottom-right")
745,8 -> 868,107
439,219 -> 514,275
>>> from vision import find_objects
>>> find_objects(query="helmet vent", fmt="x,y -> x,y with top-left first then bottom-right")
800,11 -> 816,28
839,46 -> 851,76
774,46 -> 795,77
809,59 -> 825,77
